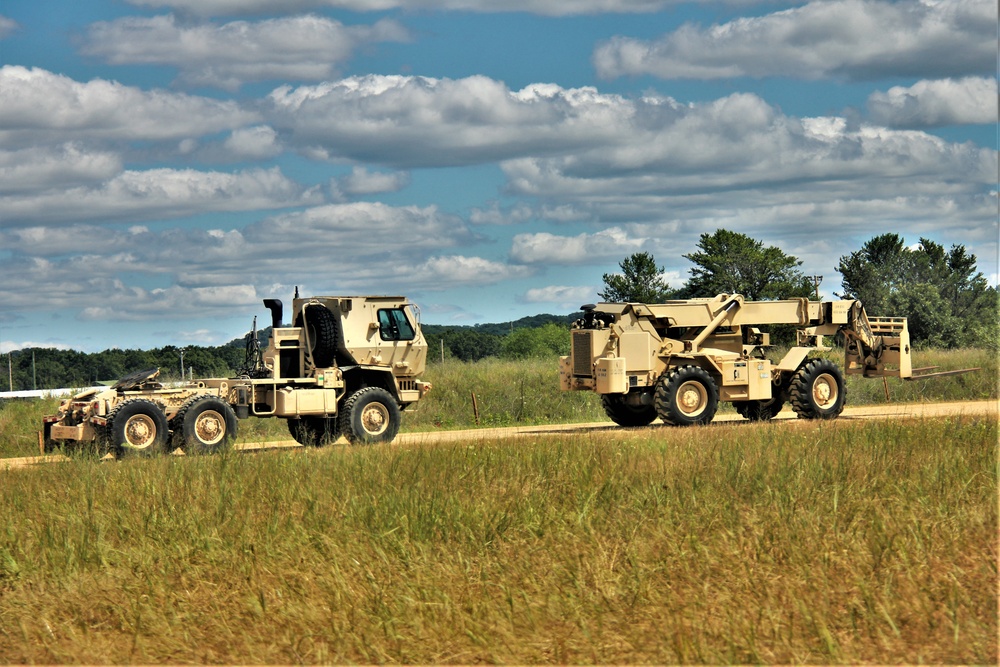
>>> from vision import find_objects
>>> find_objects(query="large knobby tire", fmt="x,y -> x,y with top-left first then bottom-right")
339,387 -> 401,445
296,305 -> 339,369
601,392 -> 657,427
733,396 -> 785,422
655,365 -> 719,426
106,398 -> 170,457
789,358 -> 846,419
287,416 -> 340,447
176,396 -> 238,454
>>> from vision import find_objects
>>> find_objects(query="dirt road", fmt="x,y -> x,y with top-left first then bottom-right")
4,399 -> 996,471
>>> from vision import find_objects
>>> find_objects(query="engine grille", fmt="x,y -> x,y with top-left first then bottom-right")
572,331 -> 594,377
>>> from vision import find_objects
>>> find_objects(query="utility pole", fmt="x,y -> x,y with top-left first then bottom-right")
32,350 -> 36,391
809,275 -> 823,301
179,348 -> 185,382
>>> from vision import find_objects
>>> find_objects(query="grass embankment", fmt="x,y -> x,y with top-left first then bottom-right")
0,348 -> 996,459
0,416 -> 995,663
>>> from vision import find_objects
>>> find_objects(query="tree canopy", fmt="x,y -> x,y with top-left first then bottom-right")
837,233 -> 998,348
678,229 -> 814,300
599,252 -> 677,303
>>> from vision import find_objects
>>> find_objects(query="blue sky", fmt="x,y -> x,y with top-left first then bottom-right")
0,0 -> 997,354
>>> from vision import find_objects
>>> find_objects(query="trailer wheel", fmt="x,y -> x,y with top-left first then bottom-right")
177,396 -> 238,453
296,305 -> 340,368
106,398 -> 170,456
339,387 -> 400,445
601,392 -> 657,427
733,396 -> 784,422
42,421 -> 59,453
789,358 -> 846,419
655,365 -> 719,426
288,416 -> 340,447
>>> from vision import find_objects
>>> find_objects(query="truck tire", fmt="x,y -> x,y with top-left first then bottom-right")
601,392 -> 657,427
42,421 -> 59,453
789,358 -> 846,419
106,398 -> 170,457
176,396 -> 238,454
733,396 -> 784,422
655,365 -> 719,426
339,387 -> 400,445
288,416 -> 339,447
296,305 -> 339,368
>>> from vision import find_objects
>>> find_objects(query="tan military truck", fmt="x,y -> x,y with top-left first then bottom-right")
561,293 -> 961,427
42,293 -> 431,456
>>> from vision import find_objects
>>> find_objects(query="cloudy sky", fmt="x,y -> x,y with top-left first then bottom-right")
0,0 -> 996,353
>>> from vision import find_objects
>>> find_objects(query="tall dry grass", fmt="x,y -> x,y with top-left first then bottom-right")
0,416 -> 995,663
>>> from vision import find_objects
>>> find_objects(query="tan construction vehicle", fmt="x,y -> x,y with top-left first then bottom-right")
42,293 -> 430,456
561,293 -> 963,427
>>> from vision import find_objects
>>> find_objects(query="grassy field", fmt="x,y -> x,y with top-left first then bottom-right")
0,415 -> 995,663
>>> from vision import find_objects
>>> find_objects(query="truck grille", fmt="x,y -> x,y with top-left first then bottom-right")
572,331 -> 594,377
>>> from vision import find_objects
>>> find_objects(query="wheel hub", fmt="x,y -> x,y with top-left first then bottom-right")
125,415 -> 155,448
813,373 -> 837,407
677,380 -> 707,416
361,403 -> 388,435
195,411 -> 224,445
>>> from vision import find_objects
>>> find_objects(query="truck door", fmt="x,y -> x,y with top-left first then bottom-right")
375,305 -> 421,368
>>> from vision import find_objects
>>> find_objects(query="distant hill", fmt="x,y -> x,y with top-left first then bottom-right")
422,312 -> 582,337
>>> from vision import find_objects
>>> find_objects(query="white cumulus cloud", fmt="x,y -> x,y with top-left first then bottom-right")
224,125 -> 282,158
414,255 -> 534,287
0,145 -> 122,195
511,227 -> 646,264
0,66 -> 256,147
334,167 -> 410,197
522,285 -> 596,305
594,0 -> 996,81
867,77 -> 999,128
265,75 -> 649,167
1,167 -> 323,226
83,14 -> 409,90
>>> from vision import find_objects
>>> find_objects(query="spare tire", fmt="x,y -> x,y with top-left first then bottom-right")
296,305 -> 340,368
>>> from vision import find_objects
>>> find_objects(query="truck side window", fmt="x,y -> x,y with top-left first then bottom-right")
377,308 -> 415,341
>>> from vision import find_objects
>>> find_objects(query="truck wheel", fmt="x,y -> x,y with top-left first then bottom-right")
789,358 -> 846,419
601,392 -> 657,427
288,416 -> 339,447
655,365 -> 719,426
734,396 -> 784,422
42,421 -> 59,453
339,387 -> 400,445
177,396 -> 238,454
296,305 -> 339,368
107,399 -> 170,456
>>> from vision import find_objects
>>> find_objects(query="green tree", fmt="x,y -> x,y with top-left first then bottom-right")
835,233 -> 910,316
837,234 -> 999,348
678,229 -> 814,300
599,252 -> 677,303
500,323 -> 569,359
444,330 -> 501,362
